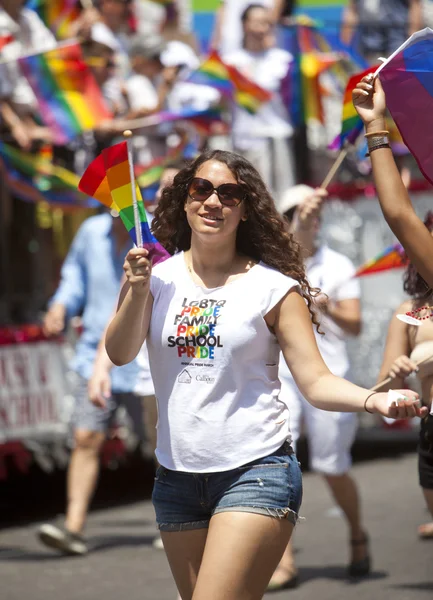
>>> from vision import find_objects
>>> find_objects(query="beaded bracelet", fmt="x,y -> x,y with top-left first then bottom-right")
364,391 -> 378,414
365,143 -> 391,157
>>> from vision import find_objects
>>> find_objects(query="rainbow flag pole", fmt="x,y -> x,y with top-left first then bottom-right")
123,130 -> 143,248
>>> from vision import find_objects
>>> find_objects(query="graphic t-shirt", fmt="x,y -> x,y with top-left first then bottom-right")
147,252 -> 299,472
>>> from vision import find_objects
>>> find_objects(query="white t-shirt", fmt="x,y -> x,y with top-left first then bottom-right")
0,8 -> 56,109
224,47 -> 293,150
280,245 -> 360,379
218,0 -> 274,55
147,252 -> 299,472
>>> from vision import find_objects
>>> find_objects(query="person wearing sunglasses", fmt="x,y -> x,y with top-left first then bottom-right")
105,149 -> 426,600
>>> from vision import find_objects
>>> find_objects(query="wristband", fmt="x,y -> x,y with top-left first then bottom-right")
364,392 -> 377,414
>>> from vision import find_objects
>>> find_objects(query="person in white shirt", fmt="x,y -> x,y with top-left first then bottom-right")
0,0 -> 56,149
105,149 -> 423,600
269,184 -> 369,591
212,0 -> 285,55
224,4 -> 296,208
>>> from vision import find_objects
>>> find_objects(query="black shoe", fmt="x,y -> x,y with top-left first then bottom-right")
348,534 -> 371,577
38,524 -> 87,556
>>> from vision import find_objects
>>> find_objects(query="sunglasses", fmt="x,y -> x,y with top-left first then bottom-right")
188,177 -> 246,207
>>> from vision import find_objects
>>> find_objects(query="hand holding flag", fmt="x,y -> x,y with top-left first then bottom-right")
78,138 -> 169,265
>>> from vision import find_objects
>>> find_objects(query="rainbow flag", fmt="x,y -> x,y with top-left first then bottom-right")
355,244 -> 407,277
377,28 -> 433,184
18,42 -> 112,144
329,65 -> 376,150
188,53 -> 234,95
78,141 -> 169,264
0,142 -> 94,208
301,51 -> 339,123
189,52 -> 272,114
27,0 -> 81,39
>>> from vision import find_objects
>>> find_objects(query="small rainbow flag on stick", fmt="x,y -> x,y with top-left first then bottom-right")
18,42 -> 112,144
78,140 -> 169,265
329,65 -> 376,150
355,244 -> 408,277
189,51 -> 272,114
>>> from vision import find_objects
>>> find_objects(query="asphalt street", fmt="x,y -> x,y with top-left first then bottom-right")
1,451 -> 432,600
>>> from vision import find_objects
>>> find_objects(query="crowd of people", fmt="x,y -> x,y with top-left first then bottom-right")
2,1 -> 433,599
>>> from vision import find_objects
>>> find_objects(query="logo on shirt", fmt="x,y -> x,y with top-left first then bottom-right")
167,297 -> 226,361
177,369 -> 192,384
196,374 -> 215,384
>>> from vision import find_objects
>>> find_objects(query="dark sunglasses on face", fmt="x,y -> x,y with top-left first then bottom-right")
188,177 -> 246,207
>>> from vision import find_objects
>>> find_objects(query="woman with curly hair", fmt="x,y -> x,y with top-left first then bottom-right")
105,149 -> 425,599
375,212 -> 433,541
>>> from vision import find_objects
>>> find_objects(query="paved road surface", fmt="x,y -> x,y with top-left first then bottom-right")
1,452 -> 432,600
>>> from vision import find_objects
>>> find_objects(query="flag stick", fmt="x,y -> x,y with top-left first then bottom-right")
123,130 -> 143,248
370,352 -> 433,392
320,146 -> 349,190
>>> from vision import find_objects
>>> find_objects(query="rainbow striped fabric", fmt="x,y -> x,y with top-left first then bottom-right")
0,142 -> 94,208
189,52 -> 272,114
79,141 -> 169,264
18,42 -> 112,144
355,244 -> 407,277
377,28 -> 433,184
27,0 -> 80,39
329,65 -> 376,150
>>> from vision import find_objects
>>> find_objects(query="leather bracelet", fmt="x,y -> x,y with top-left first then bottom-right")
365,143 -> 391,157
364,392 -> 377,414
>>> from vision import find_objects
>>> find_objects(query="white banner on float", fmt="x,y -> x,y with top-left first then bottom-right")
0,342 -> 70,442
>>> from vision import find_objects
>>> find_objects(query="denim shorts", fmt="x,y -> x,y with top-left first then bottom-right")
152,441 -> 303,532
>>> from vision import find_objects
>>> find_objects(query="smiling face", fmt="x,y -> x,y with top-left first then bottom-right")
184,160 -> 246,245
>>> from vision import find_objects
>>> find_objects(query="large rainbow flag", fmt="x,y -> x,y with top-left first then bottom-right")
355,244 -> 407,277
78,141 -> 169,264
377,28 -> 433,184
18,42 -> 112,144
27,0 -> 80,39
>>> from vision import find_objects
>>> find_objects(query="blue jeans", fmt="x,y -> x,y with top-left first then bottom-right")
152,441 -> 303,532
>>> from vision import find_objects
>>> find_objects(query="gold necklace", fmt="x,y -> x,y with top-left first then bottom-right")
186,253 -> 235,288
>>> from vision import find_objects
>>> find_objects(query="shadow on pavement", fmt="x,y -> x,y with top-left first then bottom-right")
390,581 -> 433,592
94,519 -> 153,528
90,533 -> 155,552
298,565 -> 388,585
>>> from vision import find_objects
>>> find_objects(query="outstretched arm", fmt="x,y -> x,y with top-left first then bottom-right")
268,289 -> 426,419
353,74 -> 433,289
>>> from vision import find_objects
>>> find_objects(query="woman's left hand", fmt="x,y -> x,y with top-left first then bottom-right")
369,390 -> 428,419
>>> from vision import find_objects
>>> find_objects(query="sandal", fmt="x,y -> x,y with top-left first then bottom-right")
267,565 -> 298,592
348,534 -> 371,578
418,522 -> 433,539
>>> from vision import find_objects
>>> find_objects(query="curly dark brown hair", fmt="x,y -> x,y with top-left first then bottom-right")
151,149 -> 320,327
403,211 -> 433,300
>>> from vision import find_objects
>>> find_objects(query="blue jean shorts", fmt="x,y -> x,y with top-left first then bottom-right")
152,441 -> 303,532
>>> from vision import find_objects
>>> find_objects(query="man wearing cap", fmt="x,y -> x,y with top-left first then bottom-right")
268,185 -> 370,590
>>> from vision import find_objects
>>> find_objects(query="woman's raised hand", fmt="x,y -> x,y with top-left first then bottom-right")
123,248 -> 152,295
368,390 -> 428,420
352,74 -> 386,127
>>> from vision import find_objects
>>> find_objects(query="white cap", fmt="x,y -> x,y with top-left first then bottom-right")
278,184 -> 315,215
161,41 -> 200,70
90,22 -> 121,52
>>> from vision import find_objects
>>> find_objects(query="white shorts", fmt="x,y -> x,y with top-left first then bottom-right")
280,376 -> 358,476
